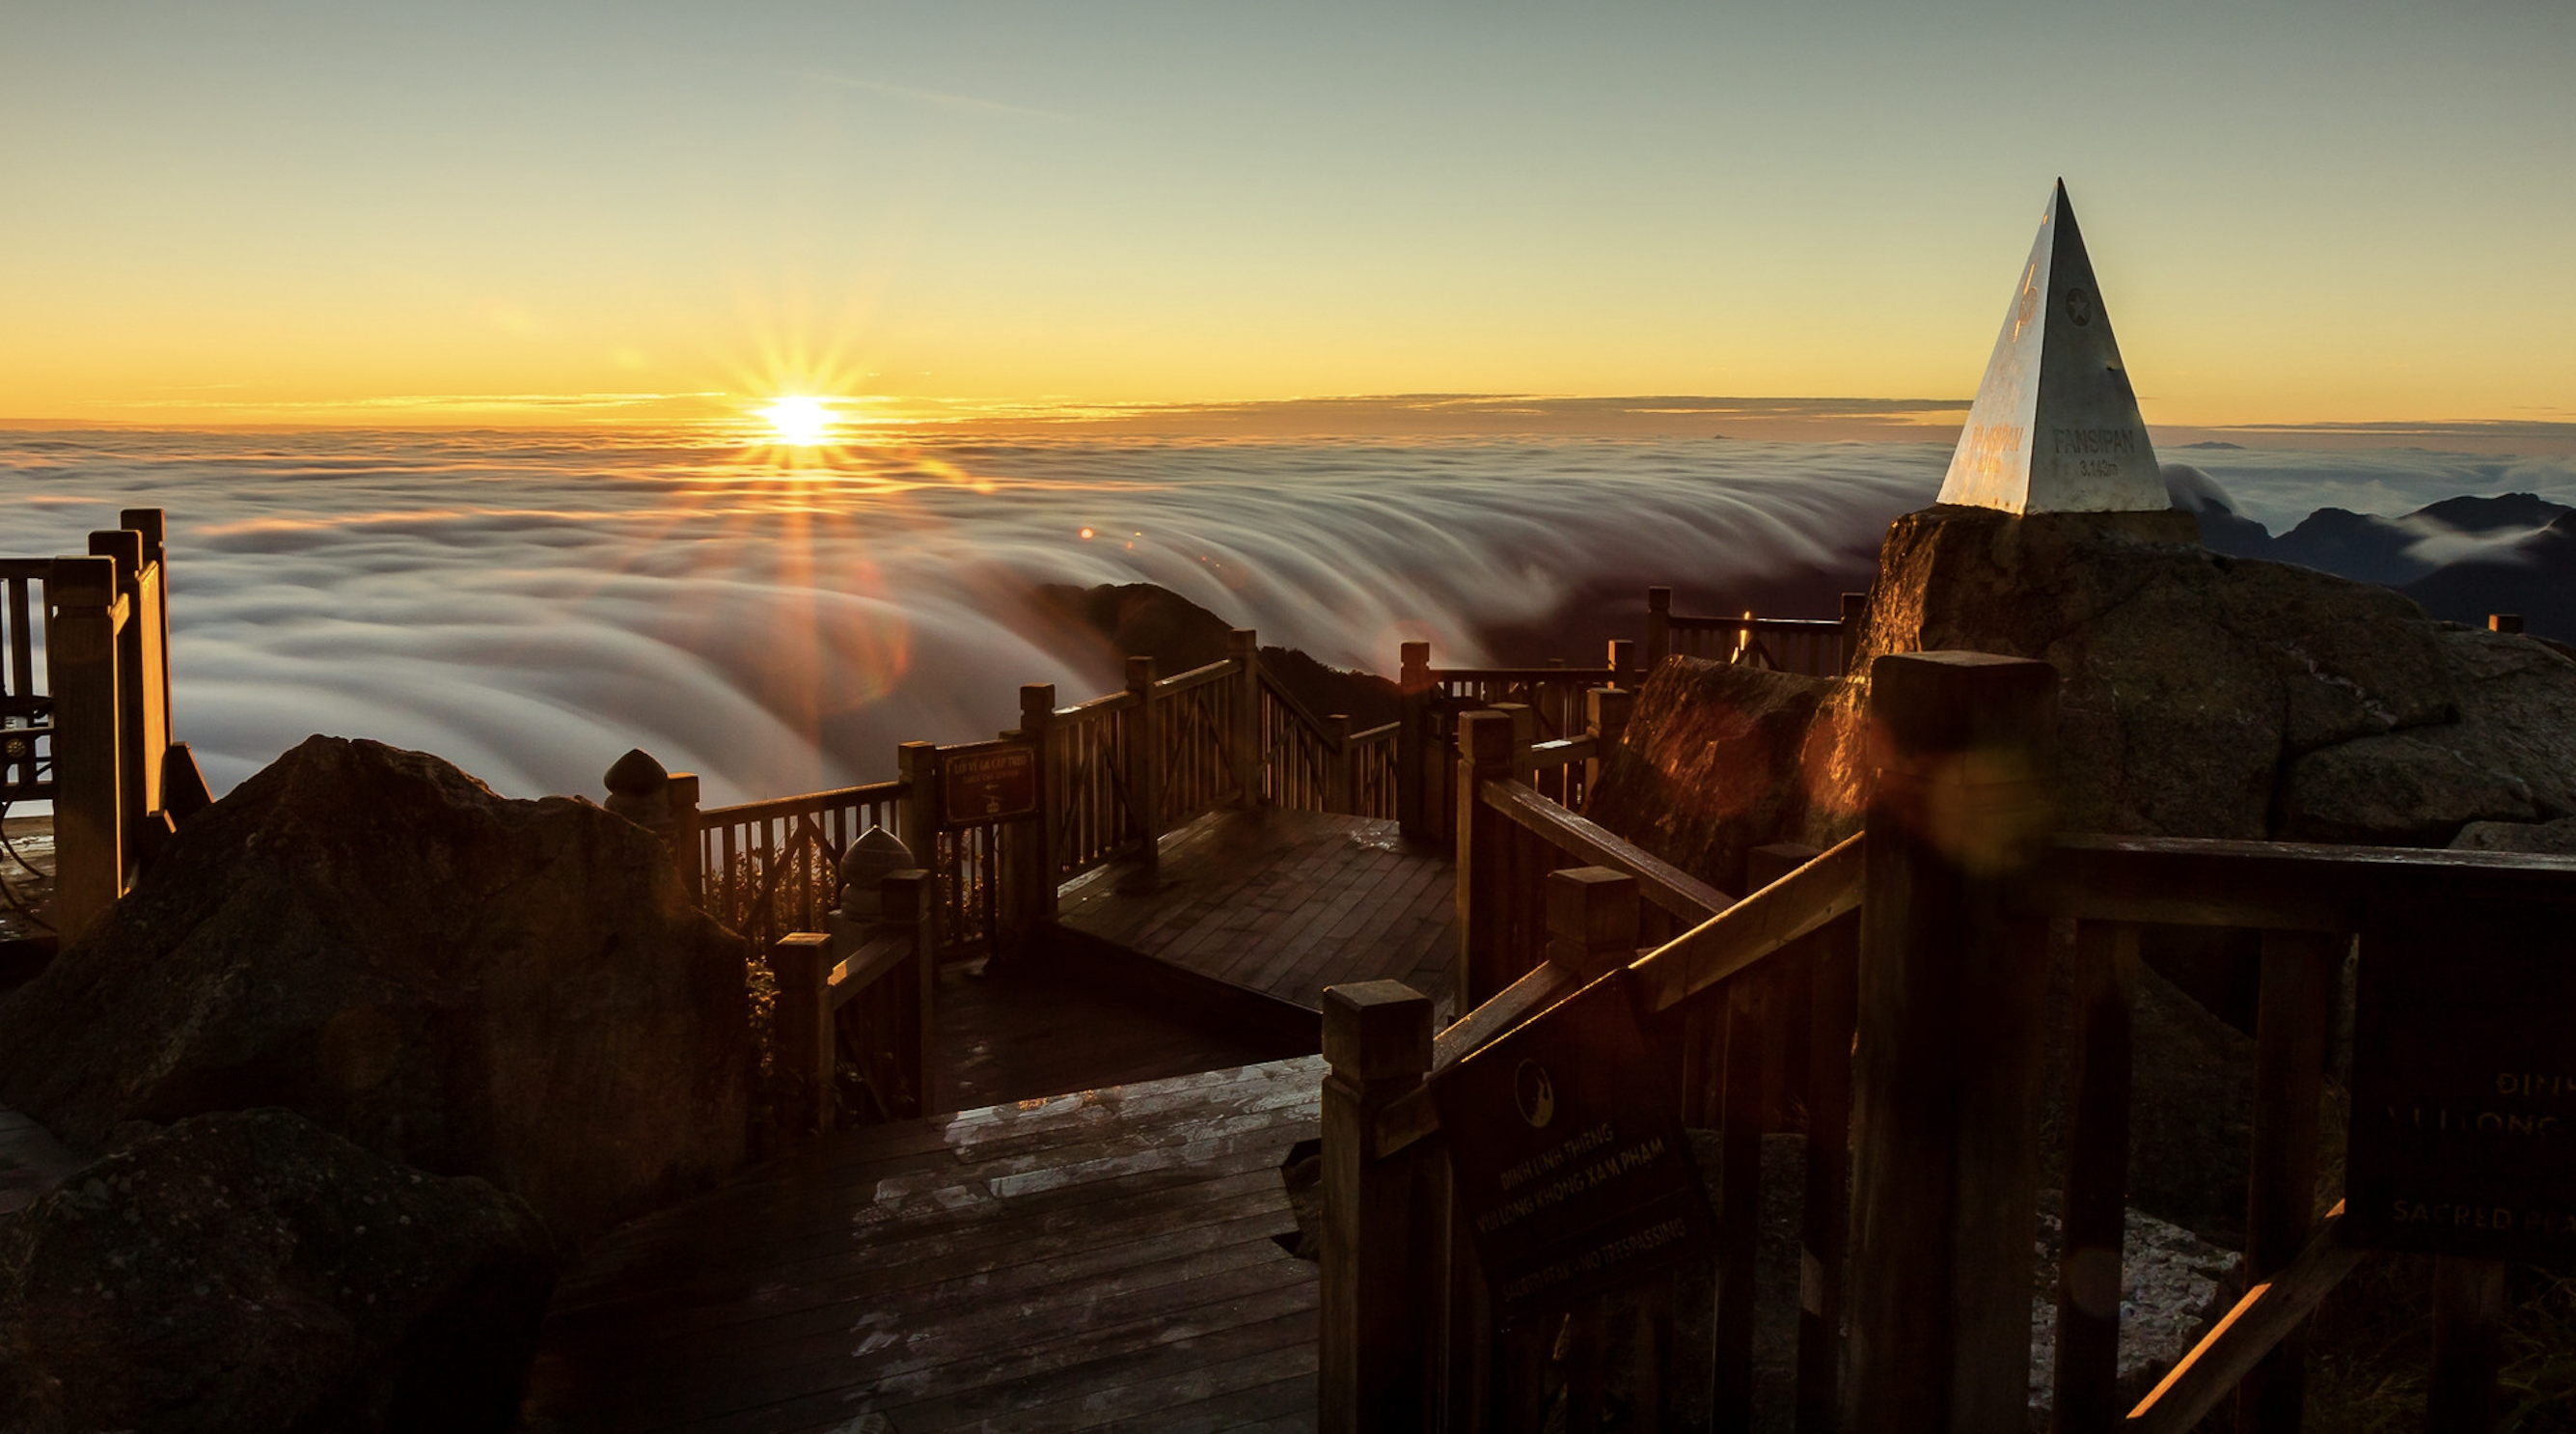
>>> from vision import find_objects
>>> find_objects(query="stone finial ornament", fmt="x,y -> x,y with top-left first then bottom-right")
837,825 -> 915,920
1936,180 -> 2171,515
601,747 -> 671,824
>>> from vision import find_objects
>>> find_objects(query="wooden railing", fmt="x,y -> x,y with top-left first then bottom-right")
1324,652 -> 2575,1432
695,776 -> 905,951
1647,586 -> 1868,677
2,510 -> 189,946
1391,587 -> 1857,846
1,560 -> 52,806
765,868 -> 935,1137
1395,645 -> 1633,846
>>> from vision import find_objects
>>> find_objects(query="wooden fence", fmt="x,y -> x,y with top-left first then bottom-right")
1394,588 -> 1866,846
1324,651 -> 2573,1433
1647,587 -> 1868,677
1,510 -> 190,947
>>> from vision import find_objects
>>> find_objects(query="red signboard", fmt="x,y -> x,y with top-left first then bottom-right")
940,742 -> 1039,827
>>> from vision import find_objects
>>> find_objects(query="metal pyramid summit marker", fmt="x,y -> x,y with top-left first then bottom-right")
1936,181 -> 2168,514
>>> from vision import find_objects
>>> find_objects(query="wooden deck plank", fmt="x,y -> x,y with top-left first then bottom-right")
528,1058 -> 1325,1434
1053,809 -> 1455,1018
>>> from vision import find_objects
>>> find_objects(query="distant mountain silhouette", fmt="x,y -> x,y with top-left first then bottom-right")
2162,466 -> 2573,641
2402,510 -> 2576,639
2270,508 -> 2428,585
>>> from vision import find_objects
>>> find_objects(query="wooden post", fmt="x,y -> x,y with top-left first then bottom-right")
770,931 -> 834,1139
45,554 -> 123,943
896,740 -> 942,963
1798,909 -> 1860,1434
1543,867 -> 1639,979
1122,656 -> 1162,889
1846,650 -> 2059,1434
1646,586 -> 1672,670
1319,980 -> 1437,1434
120,510 -> 173,742
2425,1255 -> 2507,1434
665,772 -> 702,903
1328,713 -> 1355,814
1716,973 -> 1774,1427
112,514 -> 172,819
1489,701 -> 1534,781
1230,627 -> 1263,809
1454,710 -> 1518,1011
1606,637 -> 1636,683
2487,614 -> 2523,634
1585,685 -> 1632,797
2238,928 -> 2336,1433
1397,641 -> 1432,841
882,869 -> 935,1118
1016,684 -> 1059,935
2053,921 -> 2141,1434
86,527 -> 159,845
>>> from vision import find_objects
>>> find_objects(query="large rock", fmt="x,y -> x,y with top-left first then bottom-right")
1848,506 -> 2464,841
1786,505 -> 2576,852
0,1109 -> 552,1434
0,736 -> 750,1244
1582,658 -> 1838,893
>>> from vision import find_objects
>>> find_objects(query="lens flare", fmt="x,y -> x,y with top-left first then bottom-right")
760,396 -> 835,445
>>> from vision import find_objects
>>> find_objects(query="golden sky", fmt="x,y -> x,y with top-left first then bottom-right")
4,2 -> 2571,434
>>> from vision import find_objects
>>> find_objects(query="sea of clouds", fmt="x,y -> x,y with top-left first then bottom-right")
3,428 -> 2570,808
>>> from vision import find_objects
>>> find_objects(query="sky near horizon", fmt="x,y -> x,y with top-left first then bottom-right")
5,2 -> 2571,432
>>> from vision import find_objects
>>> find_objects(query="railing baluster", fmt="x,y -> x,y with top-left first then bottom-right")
2053,921 -> 2140,1434
2238,928 -> 2336,1433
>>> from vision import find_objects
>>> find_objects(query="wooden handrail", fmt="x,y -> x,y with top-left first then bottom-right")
1055,687 -> 1140,718
2027,833 -> 2576,930
1154,656 -> 1236,695
1478,777 -> 1732,921
1666,614 -> 1842,633
1348,720 -> 1398,744
2125,1203 -> 2365,1432
1630,833 -> 1863,1014
1523,734 -> 1597,771
1373,837 -> 1858,1160
826,928 -> 916,1005
1253,665 -> 1341,743
1373,960 -> 1580,1158
1428,665 -> 1618,687
699,777 -> 907,825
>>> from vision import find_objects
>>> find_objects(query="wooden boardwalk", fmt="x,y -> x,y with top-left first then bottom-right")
527,1057 -> 1327,1434
1052,809 -> 1455,1026
931,955 -> 1288,1115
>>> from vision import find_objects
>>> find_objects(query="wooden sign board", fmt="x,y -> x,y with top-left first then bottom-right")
1430,967 -> 1713,1324
2343,902 -> 2576,1260
939,742 -> 1038,828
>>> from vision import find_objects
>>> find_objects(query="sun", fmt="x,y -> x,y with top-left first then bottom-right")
759,396 -> 836,446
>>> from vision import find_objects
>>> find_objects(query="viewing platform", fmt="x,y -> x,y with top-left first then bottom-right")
1045,807 -> 1458,1034
527,1057 -> 1326,1434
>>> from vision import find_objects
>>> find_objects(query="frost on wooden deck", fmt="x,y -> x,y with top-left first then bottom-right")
527,1056 -> 1327,1434
1054,809 -> 1454,1022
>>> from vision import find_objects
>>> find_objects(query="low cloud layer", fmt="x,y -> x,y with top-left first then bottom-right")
2,429 -> 1934,805
11,428 -> 2568,811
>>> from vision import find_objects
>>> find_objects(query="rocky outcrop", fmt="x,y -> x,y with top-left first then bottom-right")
0,1109 -> 552,1434
1028,582 -> 1400,728
0,735 -> 750,1246
1793,505 -> 2576,852
1582,659 -> 1842,894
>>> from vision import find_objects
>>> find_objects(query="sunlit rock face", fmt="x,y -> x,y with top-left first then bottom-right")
0,1109 -> 552,1434
1791,504 -> 2576,851
1582,660 -> 1843,896
0,736 -> 750,1245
